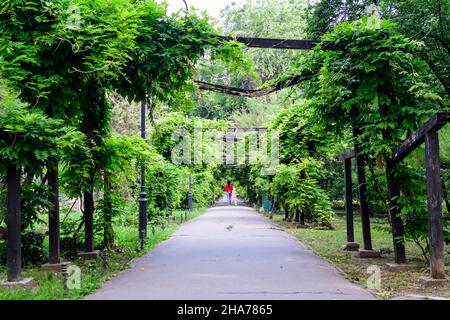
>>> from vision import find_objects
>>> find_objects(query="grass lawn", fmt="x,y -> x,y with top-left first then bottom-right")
0,208 -> 206,300
269,211 -> 449,300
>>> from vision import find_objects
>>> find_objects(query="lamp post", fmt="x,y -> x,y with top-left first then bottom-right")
139,97 -> 148,249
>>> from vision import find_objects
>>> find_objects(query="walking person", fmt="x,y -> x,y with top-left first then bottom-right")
225,180 -> 233,205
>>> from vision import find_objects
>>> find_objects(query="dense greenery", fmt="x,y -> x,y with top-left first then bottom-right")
232,15 -> 449,257
304,0 -> 449,98
0,0 -> 242,264
0,0 -> 448,298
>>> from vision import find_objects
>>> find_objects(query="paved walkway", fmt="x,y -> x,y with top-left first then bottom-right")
87,197 -> 375,300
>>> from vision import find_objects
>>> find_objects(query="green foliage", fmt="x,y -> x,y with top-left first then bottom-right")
221,0 -> 307,81
150,112 -> 195,160
1,0 -> 246,256
194,0 -> 306,120
395,165 -> 450,262
0,98 -> 75,170
147,161 -> 187,218
287,16 -> 446,253
229,94 -> 287,128
113,1 -> 251,107
271,101 -> 335,163
300,18 -> 441,154
304,0 -> 450,96
190,167 -> 223,208
0,0 -> 140,117
0,95 -> 88,229
271,162 -> 334,228
0,231 -> 46,266
150,112 -> 228,160
149,112 -> 226,210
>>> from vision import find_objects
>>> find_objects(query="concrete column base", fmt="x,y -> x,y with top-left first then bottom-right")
355,249 -> 382,258
385,262 -> 420,272
419,276 -> 450,288
77,250 -> 100,260
1,278 -> 35,290
41,261 -> 72,273
341,242 -> 360,251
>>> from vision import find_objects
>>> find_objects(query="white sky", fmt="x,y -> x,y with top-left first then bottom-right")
158,0 -> 236,19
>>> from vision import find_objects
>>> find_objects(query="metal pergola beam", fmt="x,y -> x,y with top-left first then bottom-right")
219,36 -> 338,51
198,35 -> 333,98
195,74 -> 311,98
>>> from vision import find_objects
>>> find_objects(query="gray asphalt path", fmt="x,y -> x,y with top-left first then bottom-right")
86,197 -> 375,300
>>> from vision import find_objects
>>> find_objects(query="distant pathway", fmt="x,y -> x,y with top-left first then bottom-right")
87,196 -> 375,300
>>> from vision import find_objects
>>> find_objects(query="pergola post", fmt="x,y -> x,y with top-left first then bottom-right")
42,161 -> 71,272
385,163 -> 407,264
353,129 -> 381,258
342,158 -> 359,251
355,152 -> 371,248
6,163 -> 22,282
1,163 -> 35,290
48,162 -> 60,264
77,187 -> 99,260
424,131 -> 446,279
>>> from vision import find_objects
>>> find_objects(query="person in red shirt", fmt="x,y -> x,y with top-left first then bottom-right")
225,180 -> 233,205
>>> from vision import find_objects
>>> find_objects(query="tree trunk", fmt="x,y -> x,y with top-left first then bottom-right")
353,127 -> 373,251
103,172 -> 114,250
6,163 -> 22,282
386,164 -> 407,264
83,183 -> 95,253
47,161 -> 61,264
378,101 -> 406,262
344,158 -> 355,243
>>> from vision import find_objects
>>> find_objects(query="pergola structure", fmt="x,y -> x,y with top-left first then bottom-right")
197,36 -> 449,283
2,35 -> 448,288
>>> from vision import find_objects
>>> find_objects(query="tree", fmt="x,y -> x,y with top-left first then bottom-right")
292,16 -> 445,261
304,0 -> 450,96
